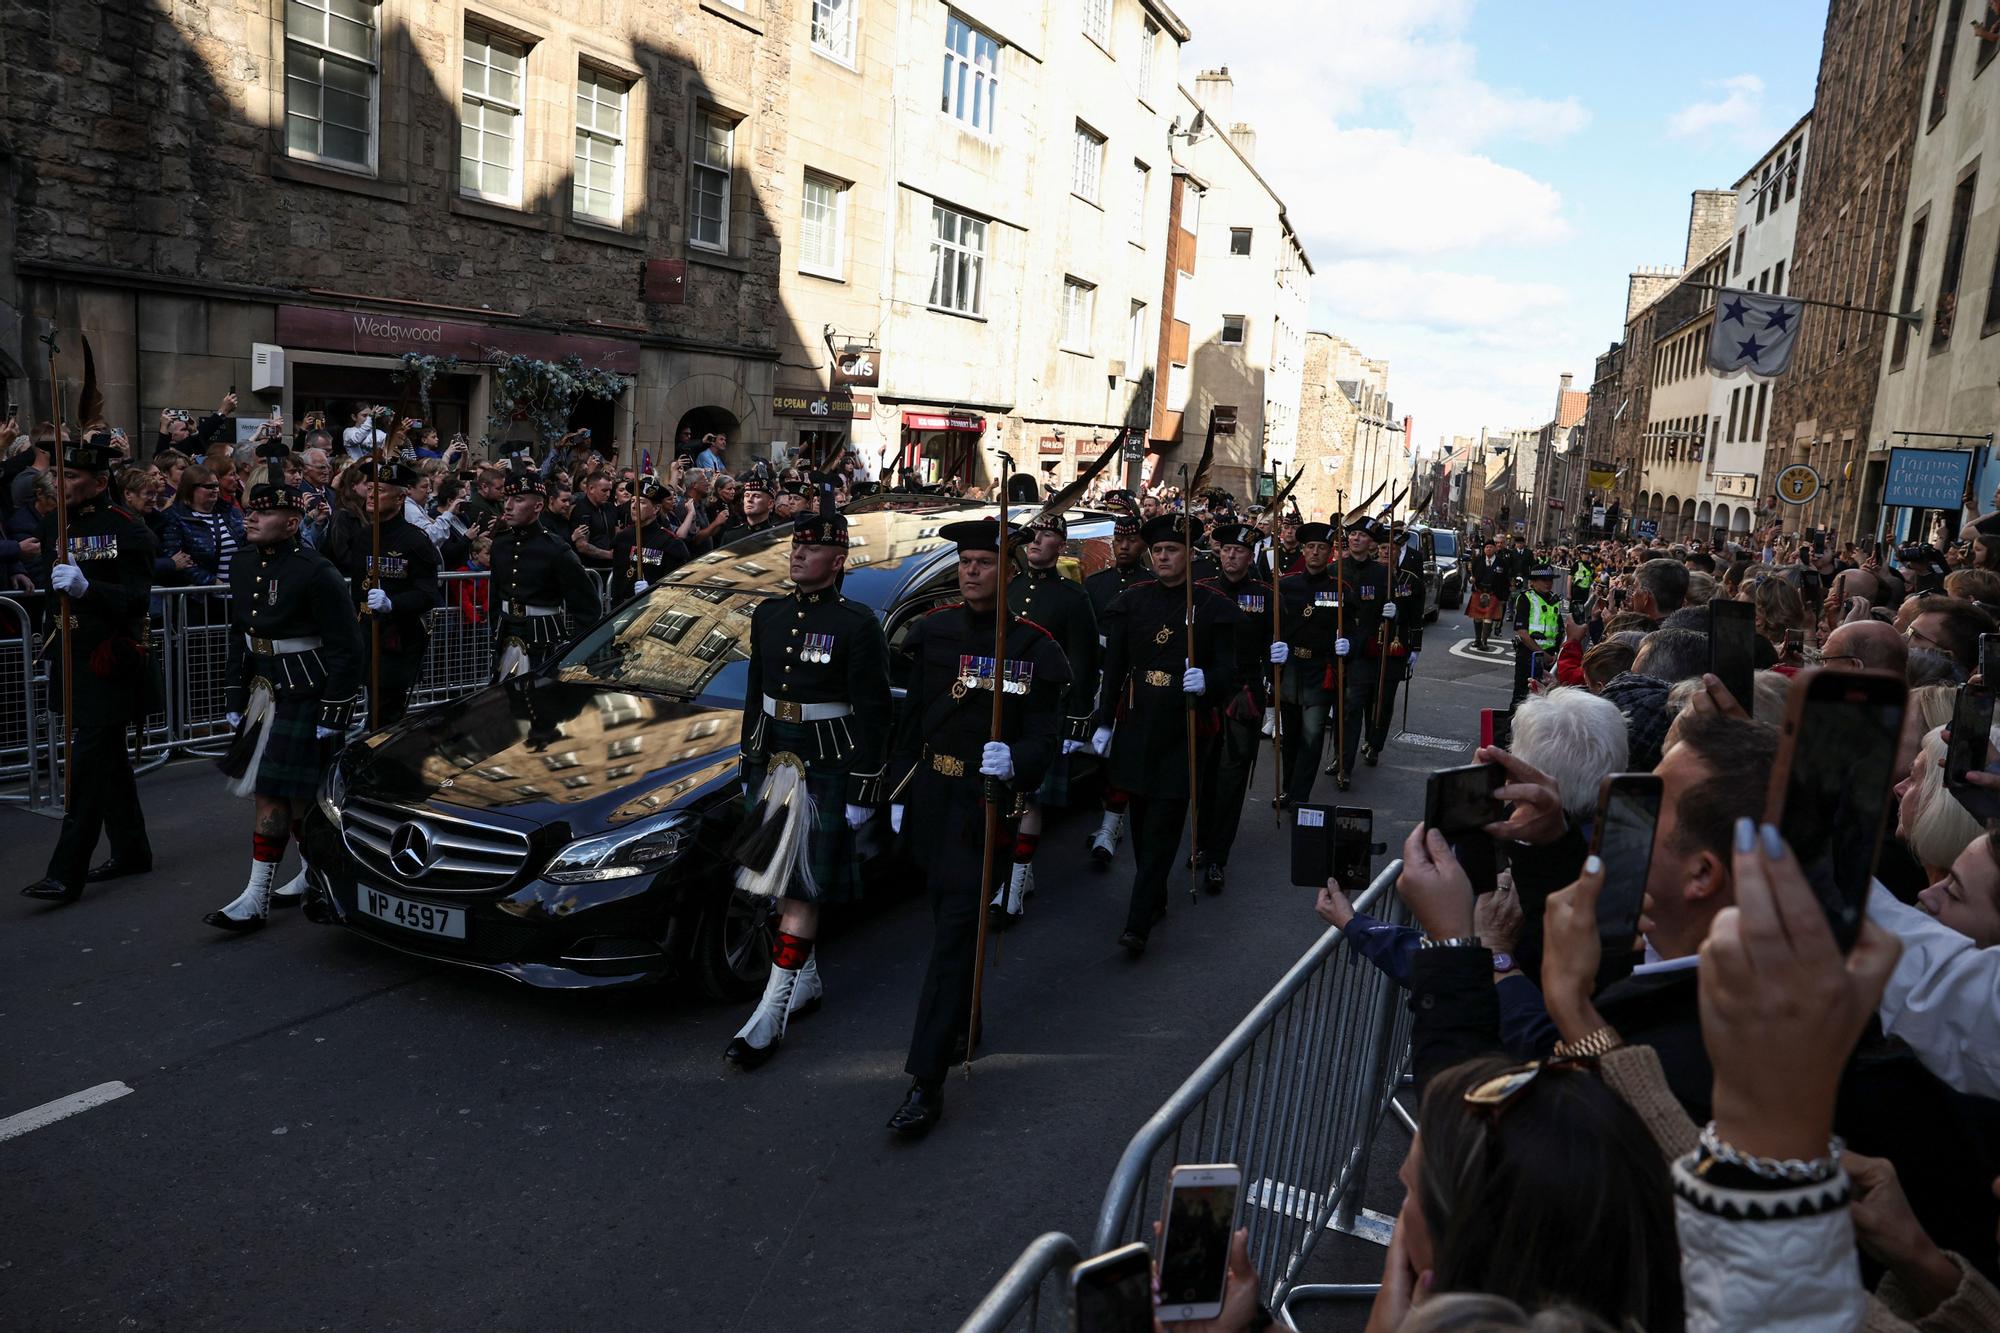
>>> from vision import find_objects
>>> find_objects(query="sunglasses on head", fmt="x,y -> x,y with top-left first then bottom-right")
1461,1054 -> 1600,1119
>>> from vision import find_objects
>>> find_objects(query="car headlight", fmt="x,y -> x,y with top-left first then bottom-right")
544,812 -> 696,884
317,759 -> 347,830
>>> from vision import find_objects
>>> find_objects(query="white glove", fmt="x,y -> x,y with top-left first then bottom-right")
1091,726 -> 1113,756
1269,641 -> 1290,664
1336,637 -> 1351,657
633,580 -> 649,593
1182,667 -> 1206,695
365,587 -> 391,613
227,711 -> 243,730
51,562 -> 87,597
843,803 -> 870,830
316,725 -> 340,740
980,741 -> 1015,781
1407,651 -> 1419,668
1062,739 -> 1086,754
1382,601 -> 1398,620
891,804 -> 905,834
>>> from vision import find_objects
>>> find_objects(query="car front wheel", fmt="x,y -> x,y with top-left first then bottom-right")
693,885 -> 776,1000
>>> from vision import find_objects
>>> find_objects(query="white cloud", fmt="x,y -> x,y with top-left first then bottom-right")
1665,74 -> 1768,144
1316,261 -> 1569,335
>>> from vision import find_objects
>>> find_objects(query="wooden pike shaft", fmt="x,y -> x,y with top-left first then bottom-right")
45,339 -> 74,805
965,452 -> 1012,1078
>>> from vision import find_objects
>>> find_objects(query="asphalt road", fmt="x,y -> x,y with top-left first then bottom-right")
0,610 -> 1512,1332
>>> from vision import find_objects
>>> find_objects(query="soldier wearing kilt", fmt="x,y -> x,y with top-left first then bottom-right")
610,480 -> 691,602
488,469 -> 600,681
205,483 -> 363,932
722,505 -> 891,1070
321,457 -> 443,729
1194,522 -> 1273,893
1079,503 -> 1150,863
997,510 -> 1098,923
1088,514 -> 1238,957
21,436 -> 161,904
885,518 -> 1069,1138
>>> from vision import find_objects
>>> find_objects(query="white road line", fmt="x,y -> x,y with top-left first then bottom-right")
0,1081 -> 134,1143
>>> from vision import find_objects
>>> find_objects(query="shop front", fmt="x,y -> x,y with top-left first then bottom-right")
770,388 -> 872,474
897,410 -> 988,488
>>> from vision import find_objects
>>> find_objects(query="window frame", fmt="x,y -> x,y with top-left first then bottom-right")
1931,165 -> 1979,350
284,0 -> 382,174
1929,0 -> 1967,128
810,0 -> 860,67
1061,277 -> 1097,354
1891,208 -> 1930,370
460,25 -> 530,206
928,202 -> 989,318
1130,159 -> 1150,245
942,14 -> 1001,137
1228,227 -> 1253,256
1138,18 -> 1160,101
1081,0 -> 1110,48
690,107 -> 737,253
1126,300 -> 1149,381
798,171 -> 848,279
571,65 -> 631,226
1220,314 -> 1246,346
1071,121 -> 1106,205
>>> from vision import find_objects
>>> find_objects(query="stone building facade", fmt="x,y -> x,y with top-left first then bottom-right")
1764,0 -> 1938,542
1292,331 -> 1393,525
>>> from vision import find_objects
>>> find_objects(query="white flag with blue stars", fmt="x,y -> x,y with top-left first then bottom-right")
1706,287 -> 1805,380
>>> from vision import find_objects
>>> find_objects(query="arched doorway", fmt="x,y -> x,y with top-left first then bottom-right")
1680,499 -> 1697,543
675,406 -> 740,458
1695,500 -> 1712,545
1713,504 -> 1731,538
1662,494 -> 1680,541
1731,508 -> 1751,534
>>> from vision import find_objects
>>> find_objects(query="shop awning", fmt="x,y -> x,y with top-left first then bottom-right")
902,411 -> 985,433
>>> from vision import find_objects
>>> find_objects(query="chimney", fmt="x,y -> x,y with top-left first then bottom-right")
1685,189 -> 1736,267
1626,265 -> 1681,323
1194,67 -> 1234,128
1229,122 -> 1257,163
1559,373 -> 1574,393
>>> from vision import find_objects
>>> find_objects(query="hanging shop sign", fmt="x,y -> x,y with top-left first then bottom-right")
902,411 -> 985,432
275,305 -> 640,373
1881,446 -> 1974,511
1774,463 -> 1822,506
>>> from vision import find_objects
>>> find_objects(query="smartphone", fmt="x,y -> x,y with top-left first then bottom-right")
1766,669 -> 1908,951
1708,598 -> 1757,714
1070,1243 -> 1153,1333
5,401 -> 17,420
1156,1164 -> 1240,1322
1479,707 -> 1512,750
270,404 -> 283,422
1981,633 -> 2000,687
1331,807 -> 1374,888
1591,774 -> 1663,949
1784,628 -> 1804,659
1945,685 -> 1994,789
1424,762 -> 1505,838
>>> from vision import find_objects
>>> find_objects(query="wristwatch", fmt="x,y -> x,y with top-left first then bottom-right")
1419,935 -> 1477,949
1490,951 -> 1515,973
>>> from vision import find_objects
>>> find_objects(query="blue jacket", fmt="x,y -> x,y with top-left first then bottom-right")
158,503 -> 246,585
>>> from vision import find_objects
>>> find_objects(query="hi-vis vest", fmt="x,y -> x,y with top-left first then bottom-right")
1525,590 -> 1561,648
1572,563 -> 1594,591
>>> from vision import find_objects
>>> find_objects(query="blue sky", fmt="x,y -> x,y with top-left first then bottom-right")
1173,0 -> 1827,449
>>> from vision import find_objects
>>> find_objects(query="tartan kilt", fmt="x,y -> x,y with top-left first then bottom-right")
741,722 -> 863,904
1467,590 -> 1504,622
254,696 -> 332,801
1033,750 -> 1072,806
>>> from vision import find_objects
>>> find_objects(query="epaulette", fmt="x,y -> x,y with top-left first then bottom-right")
924,600 -> 967,617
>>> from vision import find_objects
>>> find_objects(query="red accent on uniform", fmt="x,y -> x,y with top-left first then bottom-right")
771,931 -> 814,970
1012,832 -> 1038,864
252,832 -> 288,863
1103,787 -> 1129,813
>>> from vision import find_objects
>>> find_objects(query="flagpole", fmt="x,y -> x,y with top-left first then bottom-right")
1688,282 -> 1922,327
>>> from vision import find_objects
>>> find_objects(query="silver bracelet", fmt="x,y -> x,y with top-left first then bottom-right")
1698,1122 -> 1843,1184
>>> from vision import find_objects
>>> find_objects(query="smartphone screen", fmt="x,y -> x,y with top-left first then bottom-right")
1771,670 -> 1907,951
1591,774 -> 1663,949
1708,598 -> 1757,715
1981,633 -> 2000,687
1157,1169 -> 1239,1321
1424,763 -> 1505,838
1071,1243 -> 1153,1333
1331,807 -> 1374,888
1945,686 -> 1994,789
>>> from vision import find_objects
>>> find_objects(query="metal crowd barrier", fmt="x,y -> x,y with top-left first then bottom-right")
957,860 -> 1415,1332
1,568 -> 618,811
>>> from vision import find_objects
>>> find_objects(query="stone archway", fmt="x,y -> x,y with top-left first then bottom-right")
656,372 -> 760,468
1680,499 -> 1697,542
1662,494 -> 1680,541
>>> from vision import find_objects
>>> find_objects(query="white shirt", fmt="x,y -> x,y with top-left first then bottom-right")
1868,881 -> 2000,1099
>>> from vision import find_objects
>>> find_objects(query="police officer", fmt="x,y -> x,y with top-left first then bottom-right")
996,510 -> 1098,922
1363,522 -> 1423,765
1323,518 -> 1388,787
720,476 -> 783,545
1194,522 -> 1272,893
321,457 -> 443,729
21,435 -> 159,903
610,480 -> 691,601
725,503 -> 891,1070
204,482 -> 364,931
1569,546 -> 1597,616
886,517 -> 1069,1137
488,469 -> 600,680
1269,521 -> 1339,805
1080,504 -> 1149,863
1512,562 -> 1563,710
1090,513 -> 1237,957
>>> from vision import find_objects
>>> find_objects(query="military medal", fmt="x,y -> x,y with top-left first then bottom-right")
1154,626 -> 1173,645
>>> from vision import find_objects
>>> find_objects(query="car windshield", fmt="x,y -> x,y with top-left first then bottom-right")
552,583 -> 761,704
1430,531 -> 1457,557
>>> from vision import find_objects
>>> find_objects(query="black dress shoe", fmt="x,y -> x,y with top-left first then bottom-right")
21,877 -> 81,903
86,857 -> 152,883
1118,929 -> 1148,958
1324,761 -> 1340,777
201,910 -> 268,934
723,1034 -> 780,1069
270,889 -> 305,909
1361,745 -> 1379,767
1203,863 -> 1226,895
887,1083 -> 944,1138
1336,773 -> 1352,791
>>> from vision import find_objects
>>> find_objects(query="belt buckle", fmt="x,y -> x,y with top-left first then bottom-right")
251,636 -> 273,654
930,752 -> 965,777
1143,670 -> 1172,687
774,699 -> 803,723
507,601 -> 526,618
1295,647 -> 1313,659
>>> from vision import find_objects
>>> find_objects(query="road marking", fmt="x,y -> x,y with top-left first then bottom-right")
0,1081 -> 134,1143
1393,733 -> 1469,753
1249,1177 -> 1398,1245
1447,639 -> 1514,665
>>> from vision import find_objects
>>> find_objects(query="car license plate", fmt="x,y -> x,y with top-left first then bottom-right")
358,886 -> 466,939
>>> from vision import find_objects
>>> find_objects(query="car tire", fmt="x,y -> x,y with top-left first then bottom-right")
693,885 -> 776,1001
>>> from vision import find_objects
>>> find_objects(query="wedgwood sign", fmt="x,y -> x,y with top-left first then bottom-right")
275,305 -> 641,374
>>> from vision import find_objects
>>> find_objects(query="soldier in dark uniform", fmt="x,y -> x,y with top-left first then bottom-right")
719,476 -> 782,545
321,457 -> 443,730
488,469 -> 600,680
1188,510 -> 1222,585
1089,513 -> 1238,957
204,483 -> 364,932
21,436 -> 160,903
1270,521 -> 1338,806
610,480 -> 691,601
1322,518 -> 1388,788
1259,510 -> 1304,583
1363,522 -> 1422,765
724,504 -> 891,1069
886,518 -> 1069,1138
1194,522 -> 1273,892
998,509 -> 1098,922
772,481 -> 811,524
1080,505 -> 1149,863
